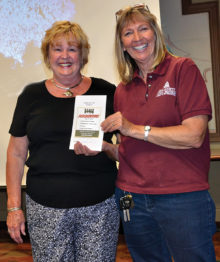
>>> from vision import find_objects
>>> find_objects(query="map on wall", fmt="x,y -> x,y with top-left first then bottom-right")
0,0 -> 76,186
0,0 -> 75,65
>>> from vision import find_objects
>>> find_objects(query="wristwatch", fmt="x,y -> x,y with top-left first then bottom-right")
144,126 -> 151,141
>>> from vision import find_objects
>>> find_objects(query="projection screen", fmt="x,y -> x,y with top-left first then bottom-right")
0,0 -> 160,185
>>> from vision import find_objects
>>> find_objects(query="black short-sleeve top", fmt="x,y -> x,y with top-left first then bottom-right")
9,77 -> 117,208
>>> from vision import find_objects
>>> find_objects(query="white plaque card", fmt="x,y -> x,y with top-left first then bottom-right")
69,95 -> 107,151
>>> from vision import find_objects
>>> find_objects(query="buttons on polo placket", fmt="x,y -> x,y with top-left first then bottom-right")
145,75 -> 153,99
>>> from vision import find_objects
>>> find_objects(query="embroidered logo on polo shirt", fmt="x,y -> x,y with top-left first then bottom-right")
156,81 -> 176,97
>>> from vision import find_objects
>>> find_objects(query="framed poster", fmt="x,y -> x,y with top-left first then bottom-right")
182,0 -> 220,141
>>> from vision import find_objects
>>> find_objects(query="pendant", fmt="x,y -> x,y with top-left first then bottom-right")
63,90 -> 73,97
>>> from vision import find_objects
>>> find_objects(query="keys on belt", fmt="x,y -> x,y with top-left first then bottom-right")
119,194 -> 134,222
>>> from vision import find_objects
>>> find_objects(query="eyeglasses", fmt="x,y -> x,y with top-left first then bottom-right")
115,3 -> 150,21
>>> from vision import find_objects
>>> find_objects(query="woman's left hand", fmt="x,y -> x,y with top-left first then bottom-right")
74,141 -> 100,156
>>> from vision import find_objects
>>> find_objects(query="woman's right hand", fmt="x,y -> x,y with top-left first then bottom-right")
7,210 -> 26,244
74,141 -> 100,156
101,111 -> 135,137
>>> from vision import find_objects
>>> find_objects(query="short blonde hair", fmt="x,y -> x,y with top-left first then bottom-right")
115,5 -> 167,84
41,21 -> 90,69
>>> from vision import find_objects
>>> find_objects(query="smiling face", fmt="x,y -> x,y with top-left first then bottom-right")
121,18 -> 155,70
48,33 -> 82,82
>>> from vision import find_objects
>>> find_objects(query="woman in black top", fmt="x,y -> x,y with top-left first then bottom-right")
6,21 -> 119,262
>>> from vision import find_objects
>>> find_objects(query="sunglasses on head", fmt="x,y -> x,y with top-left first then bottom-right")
115,3 -> 150,21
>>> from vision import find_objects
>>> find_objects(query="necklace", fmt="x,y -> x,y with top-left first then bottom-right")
51,76 -> 83,97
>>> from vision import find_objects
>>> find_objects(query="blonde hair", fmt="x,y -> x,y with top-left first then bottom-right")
41,21 -> 90,69
115,6 -> 167,84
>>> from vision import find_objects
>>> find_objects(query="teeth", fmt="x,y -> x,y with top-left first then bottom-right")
134,43 -> 148,50
60,63 -> 71,67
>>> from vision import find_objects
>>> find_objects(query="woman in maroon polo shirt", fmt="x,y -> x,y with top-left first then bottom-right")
100,4 -> 216,262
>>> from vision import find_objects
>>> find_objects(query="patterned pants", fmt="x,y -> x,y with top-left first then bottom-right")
26,194 -> 120,262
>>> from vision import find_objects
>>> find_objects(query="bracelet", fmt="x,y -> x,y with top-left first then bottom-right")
7,207 -> 22,212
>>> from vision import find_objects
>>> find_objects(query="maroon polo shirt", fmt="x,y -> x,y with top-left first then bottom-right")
114,53 -> 212,194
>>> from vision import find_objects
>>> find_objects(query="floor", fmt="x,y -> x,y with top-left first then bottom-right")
0,230 -> 220,261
